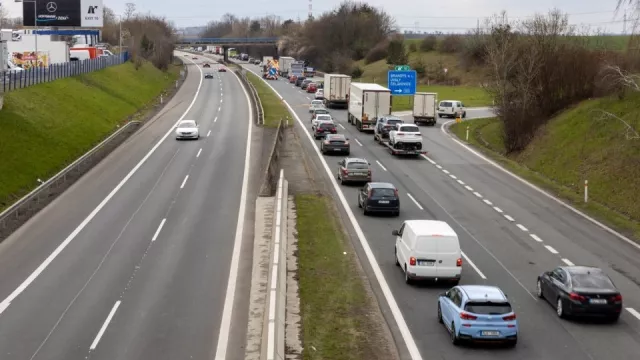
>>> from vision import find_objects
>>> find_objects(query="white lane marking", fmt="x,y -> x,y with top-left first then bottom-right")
151,218 -> 167,241
180,175 -> 189,189
440,120 -> 640,251
214,116 -> 218,122
89,301 -> 121,350
457,179 -> 465,185
244,68 -> 424,360
562,258 -> 574,266
626,308 -> 640,320
449,174 -> 457,179
376,160 -> 388,171
406,193 -> 424,210
530,234 -> 543,242
338,124 -> 345,129
355,139 -> 363,146
504,215 -> 515,221
196,148 -> 202,158
545,245 -> 559,254
464,185 -> 473,191
436,164 -> 442,169
207,130 -> 211,137
421,154 -> 436,164
442,169 -> 450,174
461,251 -> 487,279
483,199 -> 493,206
516,224 -> 528,232
0,53 -> 204,317
473,192 -> 482,198
218,106 -> 221,111
213,65 -> 254,360
493,206 -> 503,213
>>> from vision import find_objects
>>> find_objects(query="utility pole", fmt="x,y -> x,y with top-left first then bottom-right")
624,13 -> 627,34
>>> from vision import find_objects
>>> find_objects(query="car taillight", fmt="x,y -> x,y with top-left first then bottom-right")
502,314 -> 516,321
416,133 -> 421,136
460,312 -> 477,320
456,258 -> 462,267
397,132 -> 404,136
409,257 -> 416,266
569,293 -> 586,302
330,128 -> 337,133
394,189 -> 399,197
324,140 -> 330,144
344,141 -> 349,145
342,168 -> 349,175
611,294 -> 623,302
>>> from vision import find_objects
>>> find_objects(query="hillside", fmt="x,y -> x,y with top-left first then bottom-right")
449,92 -> 640,239
0,62 -> 180,211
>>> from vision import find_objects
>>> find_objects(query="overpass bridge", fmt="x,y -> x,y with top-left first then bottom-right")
176,37 -> 278,61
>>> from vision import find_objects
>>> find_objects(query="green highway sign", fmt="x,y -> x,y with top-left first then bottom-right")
394,65 -> 410,71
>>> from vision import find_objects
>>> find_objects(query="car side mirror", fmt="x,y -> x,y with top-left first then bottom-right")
392,230 -> 399,236
439,292 -> 447,298
346,137 -> 349,140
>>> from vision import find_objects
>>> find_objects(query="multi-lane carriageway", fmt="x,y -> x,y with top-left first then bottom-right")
231,57 -> 640,360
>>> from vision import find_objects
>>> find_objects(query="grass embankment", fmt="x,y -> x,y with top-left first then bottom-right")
296,194 -> 389,360
0,61 -> 180,211
246,71 -> 289,128
449,93 -> 640,240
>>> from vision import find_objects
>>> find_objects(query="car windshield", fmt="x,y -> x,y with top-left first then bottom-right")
440,101 -> 453,107
464,301 -> 513,315
315,110 -> 329,114
571,271 -> 616,290
347,162 -> 368,169
311,101 -> 323,105
399,126 -> 420,132
327,135 -> 345,141
317,115 -> 331,121
179,121 -> 196,128
372,188 -> 395,196
387,119 -> 403,125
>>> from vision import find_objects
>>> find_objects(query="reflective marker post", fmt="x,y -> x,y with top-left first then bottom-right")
584,180 -> 588,202
466,126 -> 469,141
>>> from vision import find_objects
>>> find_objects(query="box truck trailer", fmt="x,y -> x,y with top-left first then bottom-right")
347,82 -> 392,132
412,92 -> 438,126
323,74 -> 351,109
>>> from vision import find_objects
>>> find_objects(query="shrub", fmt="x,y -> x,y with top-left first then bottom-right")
351,66 -> 364,78
420,35 -> 437,51
365,40 -> 389,64
438,35 -> 463,53
408,42 -> 417,52
386,35 -> 408,65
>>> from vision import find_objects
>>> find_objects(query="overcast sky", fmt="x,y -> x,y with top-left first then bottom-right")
0,0 -> 630,32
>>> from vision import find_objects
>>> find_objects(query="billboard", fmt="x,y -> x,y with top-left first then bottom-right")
22,0 -> 103,28
11,51 -> 51,69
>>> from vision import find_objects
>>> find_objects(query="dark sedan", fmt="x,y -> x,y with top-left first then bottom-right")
321,134 -> 350,155
375,116 -> 404,141
295,76 -> 306,86
357,182 -> 400,216
314,122 -> 337,139
537,266 -> 623,321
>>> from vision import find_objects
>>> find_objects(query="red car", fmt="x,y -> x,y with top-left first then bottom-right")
289,75 -> 298,83
218,67 -> 227,72
203,63 -> 211,68
307,83 -> 317,93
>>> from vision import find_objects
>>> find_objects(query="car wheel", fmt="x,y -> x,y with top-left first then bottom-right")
394,248 -> 400,266
536,279 -> 544,298
450,323 -> 461,345
363,205 -> 369,215
608,315 -> 620,323
556,297 -> 566,318
463,112 -> 467,118
340,177 -> 346,185
506,336 -> 518,348
404,265 -> 411,284
393,210 -> 400,217
357,195 -> 362,208
450,279 -> 460,286
437,302 -> 443,323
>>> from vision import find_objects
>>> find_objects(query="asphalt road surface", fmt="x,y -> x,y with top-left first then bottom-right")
237,60 -> 640,360
0,53 -> 254,360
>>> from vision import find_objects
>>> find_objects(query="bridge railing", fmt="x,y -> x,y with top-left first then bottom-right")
176,37 -> 278,45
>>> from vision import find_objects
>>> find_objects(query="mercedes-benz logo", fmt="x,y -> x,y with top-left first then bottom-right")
46,2 -> 57,13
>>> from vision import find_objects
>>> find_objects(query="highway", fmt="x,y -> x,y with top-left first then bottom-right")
0,53 -> 254,360
236,60 -> 640,360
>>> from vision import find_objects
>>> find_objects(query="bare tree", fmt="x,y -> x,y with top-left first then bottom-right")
124,3 -> 136,20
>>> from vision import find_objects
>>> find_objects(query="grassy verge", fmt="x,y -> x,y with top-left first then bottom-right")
246,71 -> 289,128
0,61 -> 180,211
296,194 -> 386,360
449,114 -> 640,241
391,85 -> 490,112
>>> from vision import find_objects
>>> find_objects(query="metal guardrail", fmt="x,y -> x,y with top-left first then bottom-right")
233,67 -> 264,125
0,121 -> 141,242
259,119 -> 286,196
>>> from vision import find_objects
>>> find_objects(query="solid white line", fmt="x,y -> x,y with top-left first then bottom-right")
464,185 -> 473,191
207,130 -> 211,137
376,160 -> 387,171
214,116 -> 218,122
626,308 -> 640,320
545,245 -> 559,254
442,169 -> 450,174
449,174 -> 457,179
562,258 -> 575,266
530,234 -> 543,242
151,218 -> 166,241
504,215 -> 515,221
338,124 -> 345,129
516,224 -> 528,232
0,52 -> 204,316
196,148 -> 202,158
89,301 -> 121,350
461,251 -> 487,279
436,164 -> 442,169
180,175 -> 189,189
473,192 -> 482,198
440,120 -> 640,251
421,154 -> 436,164
483,199 -> 493,206
218,106 -> 221,111
213,64 -> 253,360
493,206 -> 503,213
355,139 -> 363,146
406,193 -> 423,210
245,68 -> 424,360
457,179 -> 465,185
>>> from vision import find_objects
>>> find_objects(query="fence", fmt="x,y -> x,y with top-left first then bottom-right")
2,52 -> 130,93
235,68 -> 264,125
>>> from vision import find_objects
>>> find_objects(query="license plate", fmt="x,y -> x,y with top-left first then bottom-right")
590,299 -> 607,304
418,261 -> 434,266
379,200 -> 389,204
481,331 -> 500,336
332,148 -> 341,151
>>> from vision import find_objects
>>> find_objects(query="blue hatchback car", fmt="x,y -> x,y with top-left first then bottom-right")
438,285 -> 518,347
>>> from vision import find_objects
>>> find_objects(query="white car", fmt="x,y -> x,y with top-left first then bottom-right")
175,119 -> 200,140
437,100 -> 466,118
389,124 -> 422,148
315,89 -> 324,99
312,114 -> 333,130
309,99 -> 324,113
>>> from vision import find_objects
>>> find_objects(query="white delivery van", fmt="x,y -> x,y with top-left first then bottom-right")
393,220 -> 462,284
437,99 -> 466,118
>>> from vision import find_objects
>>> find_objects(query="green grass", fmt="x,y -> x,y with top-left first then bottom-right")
296,194 -> 384,360
391,85 -> 491,112
449,95 -> 640,241
246,71 -> 289,127
0,61 -> 179,211
405,35 -> 631,51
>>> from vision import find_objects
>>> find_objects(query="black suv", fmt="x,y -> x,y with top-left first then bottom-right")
295,77 -> 307,86
374,116 -> 404,142
358,182 -> 400,216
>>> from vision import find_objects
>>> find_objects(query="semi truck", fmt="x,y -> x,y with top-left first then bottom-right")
290,61 -> 304,78
412,92 -> 438,126
279,56 -> 294,77
347,82 -> 392,132
323,74 -> 351,109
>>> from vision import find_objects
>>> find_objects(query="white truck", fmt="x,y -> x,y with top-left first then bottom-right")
290,61 -> 305,78
347,83 -> 392,132
279,56 -> 295,77
386,123 -> 426,156
323,74 -> 351,109
413,92 -> 438,126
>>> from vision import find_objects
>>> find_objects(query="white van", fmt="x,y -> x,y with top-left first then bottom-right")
437,100 -> 466,118
393,220 -> 462,284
